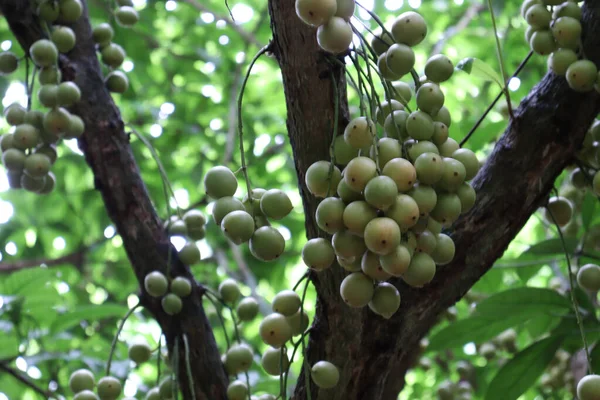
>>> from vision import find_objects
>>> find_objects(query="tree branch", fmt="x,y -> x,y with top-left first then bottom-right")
0,362 -> 55,399
0,1 -> 228,399
267,0 -> 600,399
182,0 -> 263,48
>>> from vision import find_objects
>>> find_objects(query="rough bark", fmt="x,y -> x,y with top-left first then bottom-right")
0,2 -> 227,399
268,1 -> 600,399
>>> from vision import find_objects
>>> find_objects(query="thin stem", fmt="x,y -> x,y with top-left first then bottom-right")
546,206 -> 592,373
24,57 -> 31,110
486,0 -> 513,119
106,302 -> 140,376
460,50 -> 533,147
237,44 -> 271,205
182,334 -> 196,399
172,339 -> 180,399
0,362 -> 54,399
282,328 -> 312,394
204,291 -> 232,349
292,272 -> 310,291
300,272 -> 312,400
326,69 -> 341,197
355,2 -> 393,38
156,335 -> 163,386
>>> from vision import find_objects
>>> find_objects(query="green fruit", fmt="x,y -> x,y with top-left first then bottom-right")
344,117 -> 376,149
437,158 -> 466,192
371,30 -> 394,56
551,16 -> 581,49
391,81 -> 412,105
158,378 -> 175,399
384,110 -> 409,139
452,148 -> 479,180
178,242 -> 200,265
382,157 -> 416,192
316,16 -> 353,54
336,178 -> 362,203
219,278 -> 241,304
250,226 -> 285,261
69,369 -> 95,393
431,233 -> 455,265
66,114 -> 85,138
227,380 -> 248,400
74,391 -> 99,400
368,282 -> 400,319
333,135 -> 358,166
408,183 -> 437,216
433,106 -> 451,127
402,252 -> 436,287
340,271 -> 373,307
406,110 -> 434,140
416,83 -> 445,116
13,124 -> 40,150
161,293 -> 182,315
145,388 -> 160,400
408,140 -> 438,161
305,160 -> 342,198
57,81 -> 81,106
30,39 -> 58,67
2,148 -> 26,171
171,276 -> 192,297
316,197 -> 345,234
380,244 -> 412,276
51,26 -> 76,53
0,134 -> 14,151
212,196 -> 245,225
332,230 -> 367,259
237,297 -> 259,321
385,194 -> 420,231
385,43 -> 415,77
566,60 -> 598,92
115,6 -> 139,27
456,182 -> 476,213
38,84 -> 59,108
295,0 -> 337,26
101,43 -> 126,68
97,376 -> 122,400
414,152 -> 443,185
43,107 -> 71,136
287,309 -> 310,336
261,346 -> 290,376
342,200 -> 377,237
577,374 -> 600,400
106,71 -> 129,93
225,343 -> 254,374
361,250 -> 392,281
0,52 -> 18,75
144,271 -> 168,297
343,156 -> 377,192
272,290 -> 301,316
335,0 -> 355,19
438,137 -> 460,157
377,52 -> 400,81
93,23 -> 114,47
260,189 -> 293,219
364,175 -> 398,211
430,193 -> 462,226
4,103 -> 26,125
526,4 -> 552,29
311,361 -> 340,389
165,217 -> 187,237
415,229 -> 437,255
221,210 -> 254,244
7,170 -> 23,189
183,209 -> 205,228
59,0 -> 83,22
391,11 -> 427,46
544,196 -> 573,226
432,121 -> 448,146
364,217 -> 401,256
37,1 -> 60,22
24,110 -> 44,130
259,312 -> 293,348
577,264 -> 600,292
128,338 -> 152,364
243,187 -> 266,216
302,238 -> 335,270
375,100 -> 404,127
424,54 -> 454,83
553,2 -> 582,20
521,0 -> 542,17
21,174 -> 46,193
24,153 -> 51,178
530,30 -> 557,55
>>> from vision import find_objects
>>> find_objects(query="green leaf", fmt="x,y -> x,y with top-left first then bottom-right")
427,314 -> 528,352
475,287 -> 571,318
582,191 -> 597,231
520,237 -> 579,256
485,335 -> 565,400
455,58 -> 503,88
50,303 -> 129,334
590,341 -> 600,373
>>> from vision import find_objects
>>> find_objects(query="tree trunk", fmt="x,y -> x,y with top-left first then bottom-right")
268,1 -> 600,399
0,2 -> 228,399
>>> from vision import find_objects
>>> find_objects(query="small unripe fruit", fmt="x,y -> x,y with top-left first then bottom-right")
4,103 -> 26,126
115,6 -> 139,27
295,0 -> 337,26
544,196 -> 573,226
261,346 -> 290,375
306,161 -> 342,198
364,217 -> 401,255
452,148 -> 479,180
145,388 -> 160,400
287,309 -> 310,336
59,0 -> 83,23
221,210 -> 255,245
259,313 -> 293,348
456,182 -> 476,213
24,153 -> 51,178
416,83 -> 445,116
332,230 -> 367,259
97,376 -> 122,400
316,197 -> 345,234
38,84 -> 59,108
212,196 -> 245,225
30,39 -> 58,67
272,290 -> 301,317
431,234 -> 455,265
302,237 -> 335,270
385,194 -> 420,231
101,43 -> 126,68
21,174 -> 46,193
566,60 -> 598,92
385,43 -> 415,77
364,175 -> 398,211
219,278 -> 241,304
227,380 -> 248,400
69,369 -> 95,393
57,81 -> 81,106
74,391 -> 99,400
424,54 -> 454,83
128,338 -> 152,364
237,297 -> 259,321
93,23 -> 114,47
340,272 -> 374,307
51,26 -> 76,53
530,30 -> 557,55
361,250 -> 392,281
368,282 -> 400,318
384,110 -> 409,139
106,71 -> 129,93
0,52 -> 18,75
13,124 -> 40,150
344,117 -> 375,149
406,110 -> 434,140
161,293 -> 183,315
178,242 -> 201,265
577,374 -> 600,400
260,189 -> 293,219
225,343 -> 254,374
37,1 -> 60,22
344,156 -> 377,192
526,4 -> 552,29
317,17 -> 352,54
391,11 -> 427,47
43,107 -> 71,136
250,226 -> 286,261
380,244 -> 411,276
343,200 -> 377,237
430,193 -> 462,226
158,378 -> 175,399
311,361 -> 340,389
371,30 -> 394,56
402,252 -> 436,287
577,264 -> 600,292
375,100 -> 404,127
551,16 -> 581,48
171,276 -> 192,297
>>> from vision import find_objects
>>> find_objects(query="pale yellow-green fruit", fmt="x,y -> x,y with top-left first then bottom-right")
295,0 -> 337,26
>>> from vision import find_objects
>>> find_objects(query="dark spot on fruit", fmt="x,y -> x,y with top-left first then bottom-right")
270,330 -> 274,336
412,216 -> 417,220
408,180 -> 413,184
309,11 -> 314,16
382,240 -> 387,244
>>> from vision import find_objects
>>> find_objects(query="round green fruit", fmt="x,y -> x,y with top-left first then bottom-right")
106,71 -> 129,93
4,103 -> 26,126
93,23 -> 114,47
212,196 -> 245,225
566,60 -> 598,92
317,17 -> 352,54
69,369 -> 95,393
128,338 -> 152,364
305,160 -> 342,198
391,11 -> 427,46
577,264 -> 600,292
225,343 -> 253,374
340,272 -> 374,307
368,282 -> 401,319
13,124 -> 40,150
260,189 -> 293,219
259,313 -> 293,348
236,297 -> 259,321
302,237 -> 335,270
316,197 -> 346,234
115,6 -> 139,27
344,117 -> 375,149
74,391 -> 99,400
57,81 -> 81,106
385,43 -> 415,77
0,52 -> 18,75
311,360 -> 340,389
424,54 -> 454,83
97,376 -> 122,400
24,153 -> 51,178
287,309 -> 310,336
101,43 -> 126,68
250,226 -> 285,261
218,278 -> 241,305
51,26 -> 76,53
295,0 -> 337,26
59,0 -> 83,23
364,175 -> 398,211
342,200 -> 377,237
30,39 -> 58,67
332,230 -> 367,259
261,346 -> 290,376
171,276 -> 192,297
544,196 -> 573,226
272,290 -> 301,317
227,380 -> 248,400
577,374 -> 600,400
161,293 -> 183,315
402,252 -> 436,287
221,210 -> 255,245
343,156 -> 377,192
178,242 -> 201,265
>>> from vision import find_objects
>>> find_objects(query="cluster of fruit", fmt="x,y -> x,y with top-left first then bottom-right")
203,165 -> 294,262
301,11 -> 479,318
164,208 -> 205,267
143,270 -> 193,315
570,120 -> 600,195
295,0 -> 355,54
522,0 -> 599,92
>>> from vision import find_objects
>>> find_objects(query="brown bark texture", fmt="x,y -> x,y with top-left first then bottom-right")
0,2 -> 228,399
268,1 -> 600,399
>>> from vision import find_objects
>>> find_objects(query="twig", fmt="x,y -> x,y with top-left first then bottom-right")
0,362 -> 55,399
0,239 -> 106,273
181,0 -> 263,48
